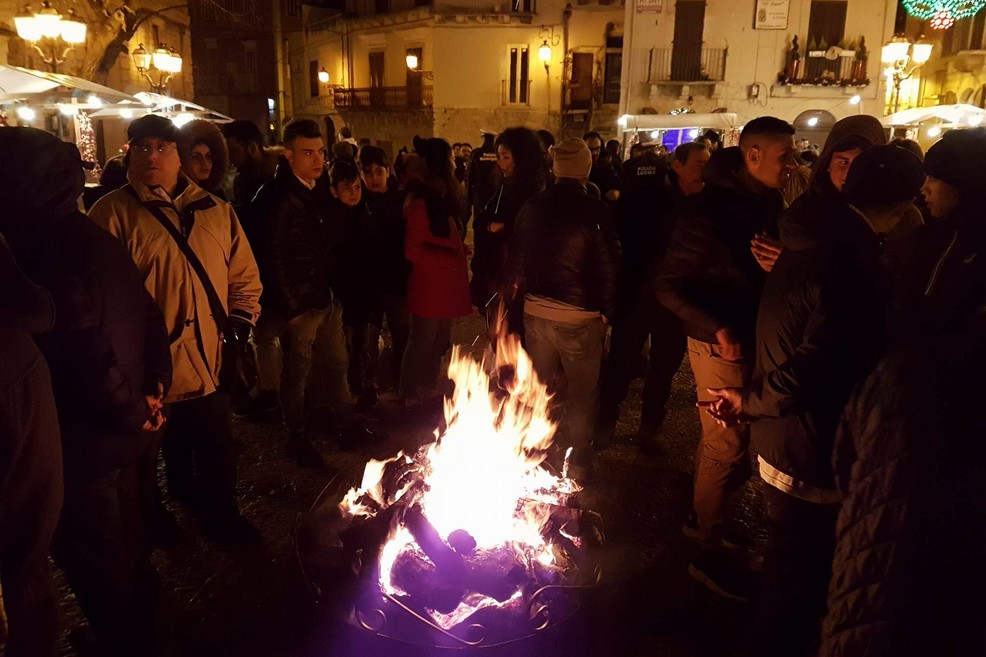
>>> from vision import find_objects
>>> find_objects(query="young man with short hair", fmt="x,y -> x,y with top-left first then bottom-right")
657,116 -> 798,599
357,146 -> 411,391
252,119 -> 357,467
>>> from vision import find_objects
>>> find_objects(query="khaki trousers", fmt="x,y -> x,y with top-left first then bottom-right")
687,337 -> 750,545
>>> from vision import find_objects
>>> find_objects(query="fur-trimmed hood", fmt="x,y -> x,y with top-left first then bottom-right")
177,119 -> 229,194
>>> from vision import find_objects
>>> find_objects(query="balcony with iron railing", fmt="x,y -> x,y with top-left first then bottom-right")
333,85 -> 434,110
776,39 -> 870,87
647,47 -> 727,84
433,0 -> 536,15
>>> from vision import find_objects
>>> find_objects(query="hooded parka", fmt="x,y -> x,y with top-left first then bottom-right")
89,174 -> 261,403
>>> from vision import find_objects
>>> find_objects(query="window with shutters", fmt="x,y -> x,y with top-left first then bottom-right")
505,46 -> 530,105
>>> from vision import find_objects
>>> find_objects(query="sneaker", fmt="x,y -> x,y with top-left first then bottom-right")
233,389 -> 279,418
688,552 -> 755,602
287,433 -> 326,469
204,512 -> 262,546
682,511 -> 754,550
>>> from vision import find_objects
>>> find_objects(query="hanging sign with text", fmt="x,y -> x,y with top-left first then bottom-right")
754,0 -> 789,29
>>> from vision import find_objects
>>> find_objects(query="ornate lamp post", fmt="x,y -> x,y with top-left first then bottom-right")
132,43 -> 183,94
14,2 -> 88,73
881,34 -> 933,115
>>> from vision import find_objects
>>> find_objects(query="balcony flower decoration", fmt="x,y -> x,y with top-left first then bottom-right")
777,35 -> 870,87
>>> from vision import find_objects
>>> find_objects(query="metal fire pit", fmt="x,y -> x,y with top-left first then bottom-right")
295,472 -> 604,654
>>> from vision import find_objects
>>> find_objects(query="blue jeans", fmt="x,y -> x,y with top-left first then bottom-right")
523,314 -> 606,465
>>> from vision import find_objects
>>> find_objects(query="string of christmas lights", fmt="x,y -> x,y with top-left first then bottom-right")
902,0 -> 986,30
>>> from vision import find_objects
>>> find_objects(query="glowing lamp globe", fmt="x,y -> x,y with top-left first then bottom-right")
538,40 -> 551,63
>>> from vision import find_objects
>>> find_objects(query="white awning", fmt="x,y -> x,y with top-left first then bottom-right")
89,91 -> 233,123
0,64 -> 143,106
881,103 -> 986,128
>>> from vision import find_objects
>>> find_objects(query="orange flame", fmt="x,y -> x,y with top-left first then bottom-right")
340,330 -> 580,628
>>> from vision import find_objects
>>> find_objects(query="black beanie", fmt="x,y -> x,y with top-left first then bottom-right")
843,144 -> 925,205
923,127 -> 986,196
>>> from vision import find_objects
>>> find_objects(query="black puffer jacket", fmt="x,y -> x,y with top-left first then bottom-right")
0,128 -> 172,474
821,335 -> 986,657
746,189 -> 887,491
364,188 -> 410,296
655,147 -> 783,344
911,214 -> 986,338
504,179 -> 621,319
251,160 -> 334,319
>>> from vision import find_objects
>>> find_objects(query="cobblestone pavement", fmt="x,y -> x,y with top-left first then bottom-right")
43,311 -> 767,657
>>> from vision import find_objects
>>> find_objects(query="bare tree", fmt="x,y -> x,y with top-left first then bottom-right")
76,1 -> 187,84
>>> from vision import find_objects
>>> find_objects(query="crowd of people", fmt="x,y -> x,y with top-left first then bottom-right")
1,110 -> 984,657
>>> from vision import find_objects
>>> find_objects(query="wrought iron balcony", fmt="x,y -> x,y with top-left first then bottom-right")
646,47 -> 727,83
777,39 -> 869,87
333,85 -> 434,110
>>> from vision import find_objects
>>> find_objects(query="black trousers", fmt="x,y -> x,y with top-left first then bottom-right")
599,299 -> 686,428
161,392 -> 238,518
0,358 -> 62,657
757,485 -> 840,657
52,447 -> 157,657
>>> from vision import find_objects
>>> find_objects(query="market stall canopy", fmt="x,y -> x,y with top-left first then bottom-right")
89,91 -> 233,123
0,64 -> 144,107
619,112 -> 742,131
881,104 -> 986,128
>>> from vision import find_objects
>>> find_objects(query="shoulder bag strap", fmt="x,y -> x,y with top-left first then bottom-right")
123,185 -> 228,334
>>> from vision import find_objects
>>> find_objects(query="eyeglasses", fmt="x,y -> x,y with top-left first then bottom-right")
133,142 -> 177,155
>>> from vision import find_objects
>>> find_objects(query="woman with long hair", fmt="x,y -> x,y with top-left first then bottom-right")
470,126 -> 546,313
400,137 -> 471,409
177,119 -> 230,200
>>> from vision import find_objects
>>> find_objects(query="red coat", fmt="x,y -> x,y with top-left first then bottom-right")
404,197 -> 471,319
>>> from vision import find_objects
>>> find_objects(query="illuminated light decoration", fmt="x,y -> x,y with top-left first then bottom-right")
16,106 -> 36,121
807,116 -> 820,127
617,114 -> 630,127
538,40 -> 551,63
75,111 -> 99,175
902,0 -> 986,29
927,125 -> 942,137
650,130 -> 661,139
930,9 -> 956,29
317,67 -> 329,84
405,53 -> 419,70
57,103 -> 76,116
849,94 -> 861,105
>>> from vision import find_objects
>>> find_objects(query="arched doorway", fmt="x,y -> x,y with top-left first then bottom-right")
793,109 -> 838,147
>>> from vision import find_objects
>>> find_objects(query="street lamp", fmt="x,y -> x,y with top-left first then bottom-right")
14,2 -> 88,73
132,43 -> 183,94
882,34 -> 933,114
405,53 -> 419,70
